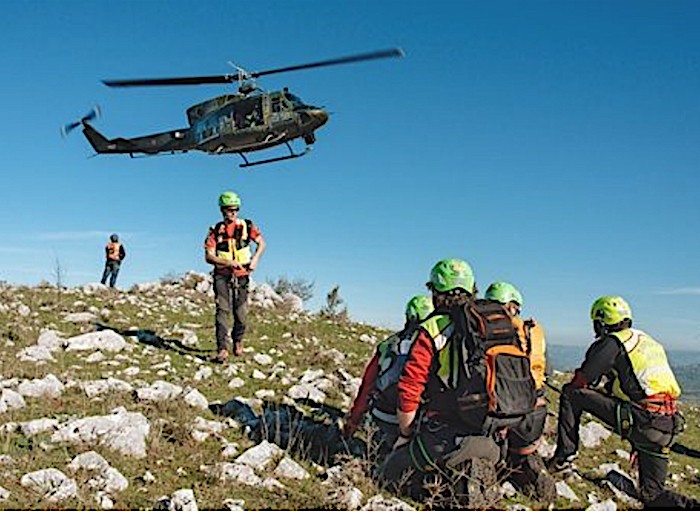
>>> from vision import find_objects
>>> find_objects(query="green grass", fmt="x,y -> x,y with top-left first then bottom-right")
1,279 -> 699,510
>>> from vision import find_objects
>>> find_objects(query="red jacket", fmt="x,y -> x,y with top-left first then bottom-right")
346,352 -> 380,431
397,329 -> 435,414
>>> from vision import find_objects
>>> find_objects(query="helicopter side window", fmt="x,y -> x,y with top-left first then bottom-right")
234,98 -> 264,129
271,97 -> 282,114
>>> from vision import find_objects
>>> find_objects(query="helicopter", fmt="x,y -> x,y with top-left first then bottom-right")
63,48 -> 403,168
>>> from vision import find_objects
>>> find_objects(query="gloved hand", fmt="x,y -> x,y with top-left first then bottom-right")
342,414 -> 359,439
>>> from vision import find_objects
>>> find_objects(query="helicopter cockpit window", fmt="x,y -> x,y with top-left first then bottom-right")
284,92 -> 305,108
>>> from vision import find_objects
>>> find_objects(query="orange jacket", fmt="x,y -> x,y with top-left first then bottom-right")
513,317 -> 547,391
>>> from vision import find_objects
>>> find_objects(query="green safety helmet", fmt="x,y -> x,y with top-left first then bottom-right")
219,191 -> 241,208
485,281 -> 523,306
428,258 -> 475,293
405,295 -> 434,323
590,295 -> 633,326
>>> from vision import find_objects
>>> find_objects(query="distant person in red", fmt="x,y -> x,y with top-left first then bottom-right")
100,233 -> 126,288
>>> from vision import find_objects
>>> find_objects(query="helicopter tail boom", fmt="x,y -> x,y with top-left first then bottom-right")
82,123 -> 191,155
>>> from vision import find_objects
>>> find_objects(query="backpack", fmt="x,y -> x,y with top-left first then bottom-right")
451,300 -> 537,422
372,323 -> 420,416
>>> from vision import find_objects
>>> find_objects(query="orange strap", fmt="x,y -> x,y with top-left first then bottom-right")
639,393 -> 678,415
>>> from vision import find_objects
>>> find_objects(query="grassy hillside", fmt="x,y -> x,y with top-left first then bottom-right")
1,276 -> 699,510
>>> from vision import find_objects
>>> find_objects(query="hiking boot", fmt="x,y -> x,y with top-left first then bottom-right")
233,341 -> 244,356
507,454 -> 556,503
546,454 -> 576,476
216,349 -> 229,364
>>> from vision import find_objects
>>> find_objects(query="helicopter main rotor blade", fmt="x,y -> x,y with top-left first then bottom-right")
251,48 -> 404,78
103,74 -> 241,87
101,48 -> 404,88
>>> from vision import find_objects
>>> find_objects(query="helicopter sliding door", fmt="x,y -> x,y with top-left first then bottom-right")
233,97 -> 264,130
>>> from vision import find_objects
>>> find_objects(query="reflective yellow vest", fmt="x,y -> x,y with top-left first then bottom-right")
106,242 -> 121,261
214,220 -> 252,266
419,314 -> 458,389
610,328 -> 681,402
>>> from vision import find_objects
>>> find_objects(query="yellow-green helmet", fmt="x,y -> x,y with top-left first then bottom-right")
428,258 -> 475,293
485,282 -> 523,306
590,296 -> 632,326
405,295 -> 434,323
219,191 -> 241,208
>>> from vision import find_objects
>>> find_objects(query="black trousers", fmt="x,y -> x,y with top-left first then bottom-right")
213,273 -> 249,352
555,386 -> 699,510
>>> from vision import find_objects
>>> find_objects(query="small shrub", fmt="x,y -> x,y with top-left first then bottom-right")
268,276 -> 315,302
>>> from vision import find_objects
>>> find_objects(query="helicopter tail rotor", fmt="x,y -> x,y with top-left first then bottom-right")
61,106 -> 101,137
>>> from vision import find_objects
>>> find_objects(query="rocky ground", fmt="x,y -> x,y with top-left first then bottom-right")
1,273 -> 699,510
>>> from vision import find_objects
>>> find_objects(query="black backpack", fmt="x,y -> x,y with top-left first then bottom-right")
450,300 -> 537,424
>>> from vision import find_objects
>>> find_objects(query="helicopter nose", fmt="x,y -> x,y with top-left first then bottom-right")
309,108 -> 329,128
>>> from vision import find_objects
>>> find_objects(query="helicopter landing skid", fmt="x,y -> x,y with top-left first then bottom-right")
238,142 -> 310,168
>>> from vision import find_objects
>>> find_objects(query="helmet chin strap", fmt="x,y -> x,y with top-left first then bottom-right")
594,320 -> 608,338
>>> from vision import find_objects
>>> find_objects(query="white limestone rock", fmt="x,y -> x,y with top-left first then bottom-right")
334,487 -> 364,510
183,388 -> 209,410
18,374 -> 64,398
17,345 -> 56,363
135,380 -> 183,402
579,421 -> 611,448
288,383 -> 326,402
228,377 -> 245,389
586,499 -> 617,511
81,378 -> 134,398
51,407 -> 150,458
66,451 -> 128,495
154,489 -> 199,511
273,456 -> 310,480
0,485 -> 9,501
360,495 -> 416,510
203,462 -> 262,486
36,329 -> 63,352
261,477 -> 285,490
253,353 -> 273,366
300,368 -> 325,383
64,312 -> 97,323
281,293 -> 304,312
20,418 -> 60,437
192,417 -> 226,435
556,481 -> 580,501
194,366 -> 213,381
1,388 -> 26,411
236,440 -> 283,469
20,468 -> 78,503
64,330 -> 130,353
222,498 -> 245,511
86,351 -> 106,363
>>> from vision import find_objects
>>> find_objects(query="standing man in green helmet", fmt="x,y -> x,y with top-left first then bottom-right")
548,296 -> 699,509
343,295 -> 434,455
485,281 -> 551,494
204,191 -> 266,364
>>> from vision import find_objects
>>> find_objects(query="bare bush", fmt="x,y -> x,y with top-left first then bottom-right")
267,275 -> 314,302
320,285 -> 348,321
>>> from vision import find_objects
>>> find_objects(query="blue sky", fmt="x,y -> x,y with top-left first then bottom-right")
1,1 -> 699,349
